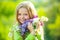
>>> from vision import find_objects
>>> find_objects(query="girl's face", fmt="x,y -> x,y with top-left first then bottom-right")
17,8 -> 29,24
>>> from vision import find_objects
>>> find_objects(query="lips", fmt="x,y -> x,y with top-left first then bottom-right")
18,19 -> 25,23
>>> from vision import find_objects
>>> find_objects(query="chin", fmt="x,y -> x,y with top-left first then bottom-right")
20,21 -> 24,24
18,20 -> 24,24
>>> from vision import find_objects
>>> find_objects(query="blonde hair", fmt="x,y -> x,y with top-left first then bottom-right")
16,1 -> 37,22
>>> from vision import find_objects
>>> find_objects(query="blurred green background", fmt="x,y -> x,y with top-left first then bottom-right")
0,0 -> 60,40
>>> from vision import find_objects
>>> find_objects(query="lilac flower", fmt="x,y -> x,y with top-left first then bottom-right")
19,16 -> 48,35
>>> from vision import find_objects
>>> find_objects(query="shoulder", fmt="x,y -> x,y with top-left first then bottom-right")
10,22 -> 19,31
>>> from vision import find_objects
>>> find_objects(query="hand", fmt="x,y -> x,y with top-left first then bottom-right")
35,20 -> 44,29
27,22 -> 35,35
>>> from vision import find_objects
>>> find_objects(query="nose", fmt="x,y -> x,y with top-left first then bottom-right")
21,15 -> 24,19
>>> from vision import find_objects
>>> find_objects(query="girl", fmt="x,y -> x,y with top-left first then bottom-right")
8,1 -> 45,40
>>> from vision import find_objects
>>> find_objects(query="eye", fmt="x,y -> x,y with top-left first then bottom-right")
24,13 -> 28,16
18,13 -> 21,15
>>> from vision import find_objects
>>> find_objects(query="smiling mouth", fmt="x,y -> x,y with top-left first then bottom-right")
19,20 -> 25,23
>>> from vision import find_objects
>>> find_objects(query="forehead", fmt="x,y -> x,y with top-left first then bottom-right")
18,8 -> 28,13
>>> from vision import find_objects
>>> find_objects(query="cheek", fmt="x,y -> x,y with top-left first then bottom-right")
18,16 -> 21,19
24,16 -> 29,19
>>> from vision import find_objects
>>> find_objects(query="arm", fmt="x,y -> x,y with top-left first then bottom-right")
35,20 -> 44,40
25,22 -> 35,40
8,26 -> 14,40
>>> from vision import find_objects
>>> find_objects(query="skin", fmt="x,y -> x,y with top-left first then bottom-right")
17,8 -> 35,34
17,8 -> 30,24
